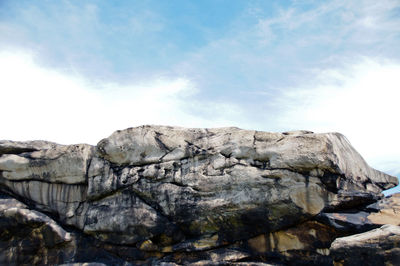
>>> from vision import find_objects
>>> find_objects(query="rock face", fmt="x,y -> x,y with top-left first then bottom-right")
0,125 -> 397,265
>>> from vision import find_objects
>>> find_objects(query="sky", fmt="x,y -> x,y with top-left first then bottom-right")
0,1 -> 399,193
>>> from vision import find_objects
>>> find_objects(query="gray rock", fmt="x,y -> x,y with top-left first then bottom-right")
0,140 -> 59,155
88,126 -> 396,244
0,125 -> 397,265
0,143 -> 94,184
0,193 -> 75,265
330,224 -> 400,265
97,126 -> 396,198
318,193 -> 400,234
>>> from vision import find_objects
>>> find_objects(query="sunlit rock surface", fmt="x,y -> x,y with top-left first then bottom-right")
0,125 -> 397,265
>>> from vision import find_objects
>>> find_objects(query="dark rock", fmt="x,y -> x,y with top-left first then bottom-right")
0,193 -> 74,265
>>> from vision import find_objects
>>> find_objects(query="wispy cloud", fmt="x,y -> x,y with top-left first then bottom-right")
175,0 -> 400,91
0,1 -> 177,82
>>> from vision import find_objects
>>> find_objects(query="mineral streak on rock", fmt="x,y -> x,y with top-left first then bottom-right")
0,125 -> 397,265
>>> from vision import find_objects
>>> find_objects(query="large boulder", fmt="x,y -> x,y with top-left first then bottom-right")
0,125 -> 397,265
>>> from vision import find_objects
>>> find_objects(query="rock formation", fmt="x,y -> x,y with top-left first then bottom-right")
0,125 -> 398,265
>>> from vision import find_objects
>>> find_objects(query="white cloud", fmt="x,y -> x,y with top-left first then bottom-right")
0,50 -> 244,145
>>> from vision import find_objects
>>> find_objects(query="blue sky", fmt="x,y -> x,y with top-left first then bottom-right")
0,0 -> 399,192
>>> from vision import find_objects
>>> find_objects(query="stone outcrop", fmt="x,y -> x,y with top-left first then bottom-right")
0,125 -> 398,265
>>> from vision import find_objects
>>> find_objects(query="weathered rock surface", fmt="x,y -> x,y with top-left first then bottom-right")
330,224 -> 400,265
0,125 -> 397,265
0,193 -> 74,265
318,193 -> 400,234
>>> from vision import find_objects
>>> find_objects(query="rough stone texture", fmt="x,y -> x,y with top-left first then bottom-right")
365,193 -> 400,226
0,125 -> 397,265
330,224 -> 400,265
0,140 -> 59,155
0,193 -> 74,265
317,193 -> 400,234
